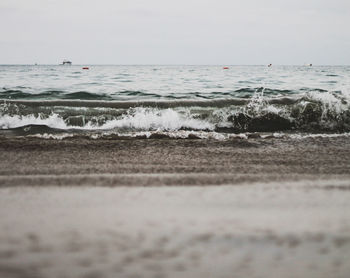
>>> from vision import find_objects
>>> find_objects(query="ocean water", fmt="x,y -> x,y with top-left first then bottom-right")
1,65 -> 350,139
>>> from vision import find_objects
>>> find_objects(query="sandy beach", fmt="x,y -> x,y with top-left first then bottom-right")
1,136 -> 350,278
1,135 -> 350,185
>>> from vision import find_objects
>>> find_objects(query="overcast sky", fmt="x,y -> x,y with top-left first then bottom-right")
0,0 -> 349,65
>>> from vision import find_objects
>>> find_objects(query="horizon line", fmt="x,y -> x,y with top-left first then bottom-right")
0,63 -> 349,66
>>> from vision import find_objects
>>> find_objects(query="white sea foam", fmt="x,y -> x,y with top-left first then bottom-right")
98,108 -> 214,131
74,130 -> 249,140
288,132 -> 350,139
1,86 -> 350,134
307,90 -> 345,115
31,133 -> 75,140
0,113 -> 67,129
0,108 -> 214,132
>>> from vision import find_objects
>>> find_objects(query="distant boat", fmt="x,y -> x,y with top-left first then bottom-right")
61,60 -> 72,65
268,64 -> 272,67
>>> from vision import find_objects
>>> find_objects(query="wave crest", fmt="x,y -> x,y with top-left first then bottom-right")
1,89 -> 350,134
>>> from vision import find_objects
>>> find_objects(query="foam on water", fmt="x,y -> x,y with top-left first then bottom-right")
0,107 -> 214,132
0,113 -> 67,130
1,65 -> 350,138
1,89 -> 350,135
98,108 -> 214,131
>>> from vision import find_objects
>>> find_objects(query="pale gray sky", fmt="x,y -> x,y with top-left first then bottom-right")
1,0 -> 349,65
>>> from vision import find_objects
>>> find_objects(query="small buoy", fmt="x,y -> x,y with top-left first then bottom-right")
82,67 -> 89,70
223,67 -> 229,69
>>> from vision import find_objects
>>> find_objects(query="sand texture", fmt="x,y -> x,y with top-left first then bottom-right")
0,136 -> 350,278
1,136 -> 350,186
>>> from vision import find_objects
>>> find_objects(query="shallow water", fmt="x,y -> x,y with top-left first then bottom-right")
1,65 -> 350,138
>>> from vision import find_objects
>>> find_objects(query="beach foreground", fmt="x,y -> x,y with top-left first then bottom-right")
1,136 -> 350,278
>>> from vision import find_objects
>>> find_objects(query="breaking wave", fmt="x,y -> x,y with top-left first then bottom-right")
1,88 -> 350,137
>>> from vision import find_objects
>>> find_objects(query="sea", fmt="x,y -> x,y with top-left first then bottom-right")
0,65 -> 349,139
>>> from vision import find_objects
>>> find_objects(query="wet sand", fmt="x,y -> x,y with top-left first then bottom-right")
1,136 -> 350,278
1,136 -> 350,185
